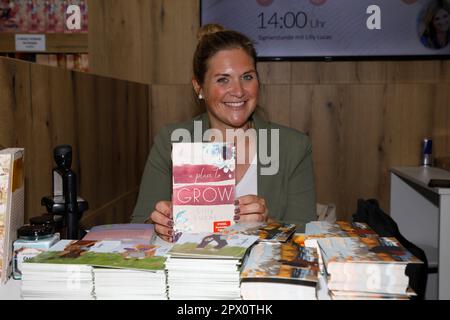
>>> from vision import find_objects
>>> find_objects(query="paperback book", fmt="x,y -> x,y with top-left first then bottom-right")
304,220 -> 379,272
0,148 -> 25,284
305,220 -> 378,239
240,241 -> 319,300
317,236 -> 422,295
83,223 -> 156,245
172,142 -> 236,240
168,232 -> 258,260
222,221 -> 296,243
26,239 -> 167,271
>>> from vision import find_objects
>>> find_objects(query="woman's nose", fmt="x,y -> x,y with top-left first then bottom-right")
229,80 -> 245,97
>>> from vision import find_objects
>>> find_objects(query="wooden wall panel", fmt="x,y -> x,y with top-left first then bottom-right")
150,0 -> 199,85
434,84 -> 450,159
258,62 -> 291,84
309,86 -> 340,210
258,85 -> 291,127
291,62 -> 320,84
88,0 -> 153,84
333,85 -> 385,220
71,73 -> 150,227
289,85 -> 313,135
151,85 -> 204,138
0,59 -> 29,148
27,63 -> 79,220
0,57 -> 150,228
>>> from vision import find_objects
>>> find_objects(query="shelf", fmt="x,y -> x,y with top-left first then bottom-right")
0,33 -> 88,53
391,166 -> 450,195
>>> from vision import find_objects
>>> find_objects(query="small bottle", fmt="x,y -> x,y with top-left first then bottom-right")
13,225 -> 60,280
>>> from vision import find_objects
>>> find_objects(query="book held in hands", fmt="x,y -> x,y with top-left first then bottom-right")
172,143 -> 236,240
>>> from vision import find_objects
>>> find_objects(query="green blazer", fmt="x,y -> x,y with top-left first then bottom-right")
131,113 -> 316,231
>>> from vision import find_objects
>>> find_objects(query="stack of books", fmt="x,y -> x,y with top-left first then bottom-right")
21,240 -> 96,300
21,238 -> 169,300
84,223 -> 169,299
304,221 -> 423,300
240,241 -> 319,300
21,263 -> 94,300
166,232 -> 258,300
318,236 -> 421,300
93,268 -> 167,300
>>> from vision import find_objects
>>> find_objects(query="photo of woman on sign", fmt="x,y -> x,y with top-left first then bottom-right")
420,0 -> 450,49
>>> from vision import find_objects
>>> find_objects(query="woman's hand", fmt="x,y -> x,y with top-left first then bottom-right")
147,201 -> 174,242
234,195 -> 269,223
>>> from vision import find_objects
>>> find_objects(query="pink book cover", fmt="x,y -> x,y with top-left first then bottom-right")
172,143 -> 236,240
83,224 -> 155,245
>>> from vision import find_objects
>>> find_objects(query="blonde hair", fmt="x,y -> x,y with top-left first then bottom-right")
196,23 -> 225,42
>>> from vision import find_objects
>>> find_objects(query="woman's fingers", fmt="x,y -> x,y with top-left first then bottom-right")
151,210 -> 174,228
155,223 -> 174,242
237,212 -> 267,223
236,195 -> 262,206
151,201 -> 174,242
155,201 -> 173,218
235,195 -> 268,223
236,201 -> 266,215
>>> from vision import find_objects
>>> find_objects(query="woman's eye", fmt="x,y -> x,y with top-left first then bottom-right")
243,74 -> 255,81
217,77 -> 229,84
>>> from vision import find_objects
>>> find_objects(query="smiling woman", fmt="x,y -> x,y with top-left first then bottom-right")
131,24 -> 317,242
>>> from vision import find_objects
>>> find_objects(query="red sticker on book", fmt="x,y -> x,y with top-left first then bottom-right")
214,221 -> 231,233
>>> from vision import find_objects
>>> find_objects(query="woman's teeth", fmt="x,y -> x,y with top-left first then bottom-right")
224,102 -> 245,107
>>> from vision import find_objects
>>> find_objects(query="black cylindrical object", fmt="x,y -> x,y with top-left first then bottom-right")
64,170 -> 79,240
52,145 -> 80,239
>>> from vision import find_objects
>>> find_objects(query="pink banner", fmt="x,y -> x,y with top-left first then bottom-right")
173,185 -> 235,206
173,165 -> 234,184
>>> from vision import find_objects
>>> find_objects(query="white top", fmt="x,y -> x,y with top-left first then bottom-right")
235,155 -> 258,198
